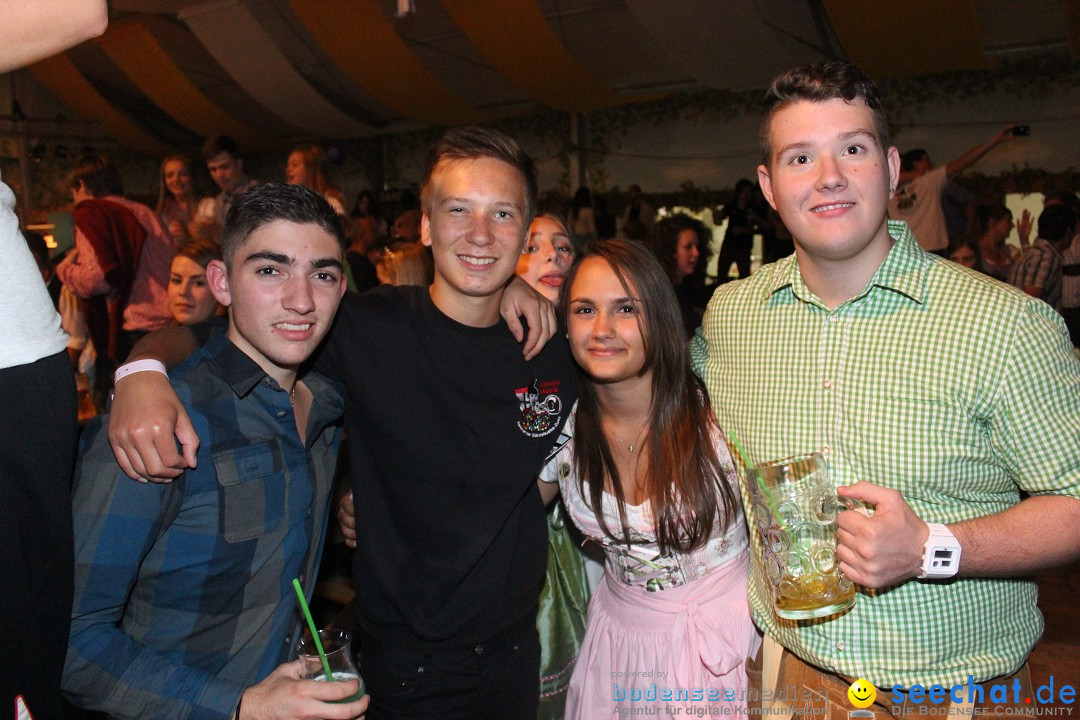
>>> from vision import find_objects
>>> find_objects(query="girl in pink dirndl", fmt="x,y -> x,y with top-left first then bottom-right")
538,239 -> 759,718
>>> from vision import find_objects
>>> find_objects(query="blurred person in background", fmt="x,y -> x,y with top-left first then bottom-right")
514,212 -> 596,716
946,236 -> 981,271
156,154 -> 214,244
621,184 -> 655,240
569,188 -> 598,253
389,190 -> 421,243
285,143 -> 346,216
975,204 -> 1029,282
347,213 -> 381,293
197,135 -> 259,241
1044,192 -> 1080,347
649,213 -> 716,336
168,238 -> 223,326
23,229 -> 62,308
352,188 -> 388,240
712,179 -> 759,282
374,241 -> 434,287
890,127 -> 1020,255
57,154 -> 175,409
1009,203 -> 1077,311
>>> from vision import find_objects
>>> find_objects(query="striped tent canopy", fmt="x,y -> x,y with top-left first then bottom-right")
26,0 -> 1079,153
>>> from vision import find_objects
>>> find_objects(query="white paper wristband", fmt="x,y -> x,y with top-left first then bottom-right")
114,359 -> 169,384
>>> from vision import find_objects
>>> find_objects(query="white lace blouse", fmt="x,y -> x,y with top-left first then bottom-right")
540,406 -> 748,592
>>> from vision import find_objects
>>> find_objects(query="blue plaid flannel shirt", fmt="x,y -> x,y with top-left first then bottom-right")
63,330 -> 343,720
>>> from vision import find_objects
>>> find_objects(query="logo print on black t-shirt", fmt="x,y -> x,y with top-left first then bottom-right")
515,379 -> 563,438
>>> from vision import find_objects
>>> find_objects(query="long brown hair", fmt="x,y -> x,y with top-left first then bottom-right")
155,153 -> 200,216
560,239 -> 737,554
288,143 -> 344,208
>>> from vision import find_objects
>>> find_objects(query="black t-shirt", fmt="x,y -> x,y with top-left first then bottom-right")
317,285 -> 577,648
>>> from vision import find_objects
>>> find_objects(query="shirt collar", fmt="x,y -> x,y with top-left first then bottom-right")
203,329 -> 266,398
761,220 -> 931,307
200,329 -> 343,419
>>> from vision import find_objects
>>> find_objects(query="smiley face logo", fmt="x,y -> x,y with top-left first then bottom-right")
848,678 -> 876,708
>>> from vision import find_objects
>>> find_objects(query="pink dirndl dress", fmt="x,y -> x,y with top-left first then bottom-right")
540,411 -> 760,719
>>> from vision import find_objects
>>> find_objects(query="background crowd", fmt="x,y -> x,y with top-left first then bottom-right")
3,3 -> 1079,720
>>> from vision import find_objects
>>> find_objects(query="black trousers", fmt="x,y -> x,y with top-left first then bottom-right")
361,613 -> 541,720
716,235 -> 753,281
0,351 -> 77,720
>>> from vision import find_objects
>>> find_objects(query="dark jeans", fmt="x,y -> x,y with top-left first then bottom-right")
0,351 -> 77,720
361,614 -> 541,720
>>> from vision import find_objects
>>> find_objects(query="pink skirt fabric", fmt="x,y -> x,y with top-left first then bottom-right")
566,551 -> 758,718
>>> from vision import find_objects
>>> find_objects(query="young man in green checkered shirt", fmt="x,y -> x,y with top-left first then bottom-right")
692,62 -> 1080,716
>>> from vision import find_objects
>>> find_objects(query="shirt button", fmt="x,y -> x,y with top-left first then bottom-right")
837,641 -> 847,651
276,410 -> 287,418
821,444 -> 832,457
829,316 -> 839,324
474,645 -> 484,656
823,379 -> 833,389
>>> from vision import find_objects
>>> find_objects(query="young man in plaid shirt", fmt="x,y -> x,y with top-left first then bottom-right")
63,184 -> 367,720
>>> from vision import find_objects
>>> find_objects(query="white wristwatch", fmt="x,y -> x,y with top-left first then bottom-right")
919,523 -> 961,579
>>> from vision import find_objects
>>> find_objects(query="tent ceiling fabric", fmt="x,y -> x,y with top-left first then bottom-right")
441,0 -> 643,111
178,0 -> 375,138
822,0 -> 988,79
28,53 -> 171,157
35,0 -> 1077,154
95,21 -> 269,147
288,0 -> 486,126
623,0 -> 831,92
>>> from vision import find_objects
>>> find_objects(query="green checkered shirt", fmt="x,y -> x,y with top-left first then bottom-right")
691,220 -> 1080,689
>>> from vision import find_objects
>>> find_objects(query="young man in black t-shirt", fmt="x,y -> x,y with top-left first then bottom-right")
107,127 -> 575,720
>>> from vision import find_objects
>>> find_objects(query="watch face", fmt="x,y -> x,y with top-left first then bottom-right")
921,524 -> 960,578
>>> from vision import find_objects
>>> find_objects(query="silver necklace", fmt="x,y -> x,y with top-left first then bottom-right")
611,423 -> 648,453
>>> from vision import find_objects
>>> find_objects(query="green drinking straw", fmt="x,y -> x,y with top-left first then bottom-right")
292,578 -> 334,682
726,430 -> 791,536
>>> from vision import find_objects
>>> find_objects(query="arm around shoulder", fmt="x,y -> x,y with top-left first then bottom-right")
108,325 -> 202,482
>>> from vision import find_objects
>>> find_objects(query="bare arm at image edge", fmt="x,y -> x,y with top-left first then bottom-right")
0,0 -> 107,72
107,326 -> 200,483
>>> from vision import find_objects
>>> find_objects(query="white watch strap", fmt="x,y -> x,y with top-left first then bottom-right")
919,522 -> 961,579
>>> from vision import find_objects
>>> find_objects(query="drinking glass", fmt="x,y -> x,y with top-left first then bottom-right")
747,452 -> 865,620
296,628 -> 365,702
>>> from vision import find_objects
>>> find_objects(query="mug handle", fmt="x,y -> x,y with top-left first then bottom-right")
835,495 -> 875,518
